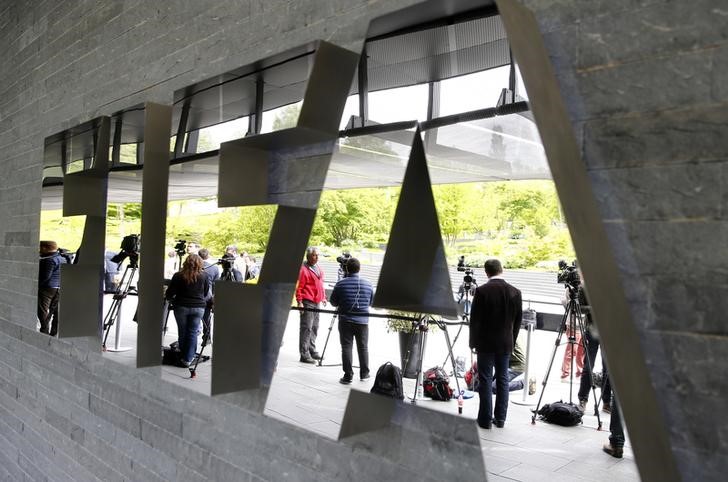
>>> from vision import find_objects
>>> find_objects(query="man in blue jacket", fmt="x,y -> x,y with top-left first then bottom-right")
330,257 -> 374,385
38,240 -> 66,336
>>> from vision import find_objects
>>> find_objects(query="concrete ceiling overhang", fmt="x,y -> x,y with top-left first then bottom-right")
42,3 -> 547,211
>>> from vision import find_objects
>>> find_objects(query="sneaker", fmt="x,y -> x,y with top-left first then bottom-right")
360,373 -> 371,381
578,399 -> 587,412
602,443 -> 623,458
175,359 -> 190,368
561,376 -> 570,383
310,352 -> 322,360
299,356 -> 316,364
602,402 -> 611,413
339,377 -> 352,385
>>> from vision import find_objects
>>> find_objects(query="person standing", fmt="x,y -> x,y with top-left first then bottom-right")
295,247 -> 326,364
38,240 -> 65,336
104,249 -> 122,293
165,254 -> 212,368
330,257 -> 373,384
469,259 -> 522,429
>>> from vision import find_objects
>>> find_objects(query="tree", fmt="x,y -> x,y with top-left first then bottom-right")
272,103 -> 302,131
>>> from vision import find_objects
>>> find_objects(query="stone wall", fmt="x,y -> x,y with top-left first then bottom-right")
1,0 -> 726,480
521,0 -> 728,479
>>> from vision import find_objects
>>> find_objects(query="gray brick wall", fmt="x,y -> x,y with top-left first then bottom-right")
2,0 -> 726,480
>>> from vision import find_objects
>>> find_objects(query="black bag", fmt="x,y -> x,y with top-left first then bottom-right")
537,401 -> 583,426
162,341 -> 181,366
370,362 -> 404,400
422,366 -> 453,401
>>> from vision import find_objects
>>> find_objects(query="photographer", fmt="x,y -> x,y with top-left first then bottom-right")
330,257 -> 373,384
165,254 -> 212,368
104,249 -> 122,293
221,245 -> 244,282
38,240 -> 66,336
576,274 -> 613,414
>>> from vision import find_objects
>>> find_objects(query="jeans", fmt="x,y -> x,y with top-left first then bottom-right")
609,394 -> 625,448
477,352 -> 511,426
339,320 -> 369,380
174,306 -> 204,364
299,300 -> 319,358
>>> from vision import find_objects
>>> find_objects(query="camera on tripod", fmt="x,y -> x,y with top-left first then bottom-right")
174,239 -> 187,257
557,260 -> 581,288
456,256 -> 476,289
111,234 -> 140,264
336,251 -> 351,275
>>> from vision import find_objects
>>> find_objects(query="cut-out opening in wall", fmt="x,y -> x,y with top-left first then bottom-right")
32,2 -> 647,477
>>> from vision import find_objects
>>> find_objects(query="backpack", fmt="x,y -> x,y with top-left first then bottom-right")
537,401 -> 583,426
422,366 -> 453,401
370,362 -> 404,400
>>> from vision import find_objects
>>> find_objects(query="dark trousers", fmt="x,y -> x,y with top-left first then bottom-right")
338,320 -> 369,380
578,329 -> 612,405
38,287 -> 60,336
578,328 -> 599,401
477,352 -> 510,426
609,394 -> 625,448
299,300 -> 319,357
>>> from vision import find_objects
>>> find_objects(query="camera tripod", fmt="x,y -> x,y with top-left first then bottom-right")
102,257 -> 138,351
317,313 -> 342,367
531,286 -> 602,429
441,278 -> 476,369
189,307 -> 213,378
401,315 -> 462,409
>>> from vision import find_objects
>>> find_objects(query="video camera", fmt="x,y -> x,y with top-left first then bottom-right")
457,255 -> 476,289
557,259 -> 581,288
174,239 -> 187,257
111,234 -> 140,264
557,259 -> 580,285
336,251 -> 352,275
217,254 -> 235,272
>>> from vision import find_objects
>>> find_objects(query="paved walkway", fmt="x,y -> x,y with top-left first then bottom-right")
103,293 -> 640,482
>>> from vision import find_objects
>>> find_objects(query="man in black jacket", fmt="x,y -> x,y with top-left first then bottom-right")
469,259 -> 522,429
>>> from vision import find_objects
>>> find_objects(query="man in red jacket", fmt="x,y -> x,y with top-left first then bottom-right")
295,247 -> 327,363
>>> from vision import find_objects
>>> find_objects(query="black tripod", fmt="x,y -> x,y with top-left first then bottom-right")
441,278 -> 476,369
102,256 -> 138,350
531,284 -> 602,429
189,307 -> 213,378
401,315 -> 462,407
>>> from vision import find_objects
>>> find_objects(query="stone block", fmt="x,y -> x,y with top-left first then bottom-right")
89,393 -> 142,438
648,275 -> 728,335
711,43 -> 728,102
589,163 -> 722,221
604,220 -> 728,276
578,0 -> 728,69
577,48 -> 712,120
583,104 -> 728,169
140,419 -> 210,474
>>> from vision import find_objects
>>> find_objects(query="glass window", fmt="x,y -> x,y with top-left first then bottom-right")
438,66 -> 510,117
196,117 -> 249,152
368,84 -> 428,124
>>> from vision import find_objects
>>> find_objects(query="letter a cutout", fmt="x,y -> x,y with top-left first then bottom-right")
373,127 -> 457,318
